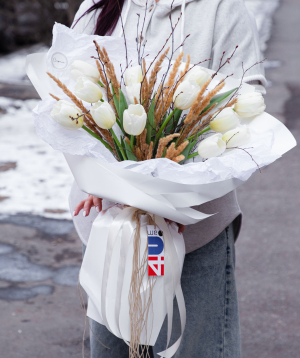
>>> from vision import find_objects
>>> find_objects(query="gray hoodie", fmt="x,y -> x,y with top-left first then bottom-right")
70,0 -> 266,253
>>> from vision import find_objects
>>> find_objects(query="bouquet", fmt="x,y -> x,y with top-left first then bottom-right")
26,22 -> 296,358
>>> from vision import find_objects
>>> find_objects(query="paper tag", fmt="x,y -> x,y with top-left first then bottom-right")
147,225 -> 164,276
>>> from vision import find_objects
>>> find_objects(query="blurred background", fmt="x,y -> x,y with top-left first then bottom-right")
0,0 -> 299,357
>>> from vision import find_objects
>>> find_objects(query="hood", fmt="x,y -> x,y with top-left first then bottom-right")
131,0 -> 195,9
120,0 -> 194,46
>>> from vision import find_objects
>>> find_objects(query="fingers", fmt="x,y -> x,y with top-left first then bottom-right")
73,200 -> 86,216
164,219 -> 185,234
178,224 -> 185,234
73,196 -> 103,218
164,219 -> 173,225
93,197 -> 103,213
83,195 -> 94,217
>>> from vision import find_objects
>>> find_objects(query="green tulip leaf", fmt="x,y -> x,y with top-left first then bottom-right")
146,96 -> 156,144
118,89 -> 128,127
124,139 -> 138,161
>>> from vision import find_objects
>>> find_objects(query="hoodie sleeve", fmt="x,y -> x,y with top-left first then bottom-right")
211,0 -> 267,94
71,0 -> 99,35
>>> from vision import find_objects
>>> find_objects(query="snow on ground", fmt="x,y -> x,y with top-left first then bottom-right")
0,97 -> 73,219
0,45 -> 48,85
0,1 -> 280,219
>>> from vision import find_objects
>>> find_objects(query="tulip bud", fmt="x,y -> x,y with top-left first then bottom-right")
197,133 -> 226,158
74,77 -> 103,103
234,92 -> 266,118
184,66 -> 211,87
90,102 -> 116,130
124,65 -> 143,86
222,126 -> 251,148
210,108 -> 239,132
123,104 -> 147,136
70,60 -> 100,83
51,100 -> 83,130
126,83 -> 141,104
173,80 -> 200,110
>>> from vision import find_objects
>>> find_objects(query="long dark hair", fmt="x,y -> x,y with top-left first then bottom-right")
73,0 -> 125,36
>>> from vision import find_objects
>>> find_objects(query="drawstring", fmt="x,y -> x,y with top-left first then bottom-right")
180,0 -> 186,53
119,0 -> 186,54
119,0 -> 132,37
142,0 -> 156,45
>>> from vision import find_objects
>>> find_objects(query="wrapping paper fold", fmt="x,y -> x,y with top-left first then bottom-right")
64,153 -> 245,225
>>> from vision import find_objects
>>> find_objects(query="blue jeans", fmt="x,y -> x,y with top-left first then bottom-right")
83,223 -> 241,358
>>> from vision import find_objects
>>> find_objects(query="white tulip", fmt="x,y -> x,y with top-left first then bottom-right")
210,107 -> 240,132
222,126 -> 251,148
90,102 -> 116,129
126,83 -> 141,104
51,100 -> 83,130
123,104 -> 147,136
74,77 -> 103,103
124,65 -> 143,86
234,92 -> 266,118
173,80 -> 200,110
184,66 -> 211,87
197,133 -> 226,158
70,60 -> 100,83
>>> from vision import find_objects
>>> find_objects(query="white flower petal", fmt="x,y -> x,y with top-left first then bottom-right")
234,92 -> 266,118
91,102 -> 116,129
173,80 -> 200,110
123,104 -> 147,135
210,108 -> 240,132
197,133 -> 226,158
51,100 -> 83,130
124,65 -> 143,86
222,126 -> 251,148
70,60 -> 100,83
126,83 -> 141,104
74,77 -> 103,103
184,66 -> 211,87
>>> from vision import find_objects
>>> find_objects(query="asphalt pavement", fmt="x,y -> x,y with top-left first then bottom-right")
236,0 -> 300,357
0,0 -> 299,357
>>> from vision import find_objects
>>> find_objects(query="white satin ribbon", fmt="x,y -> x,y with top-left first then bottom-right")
80,206 -> 186,357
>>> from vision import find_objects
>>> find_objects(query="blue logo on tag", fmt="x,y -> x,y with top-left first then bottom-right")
148,236 -> 164,255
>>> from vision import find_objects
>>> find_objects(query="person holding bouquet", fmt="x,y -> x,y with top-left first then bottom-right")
70,0 -> 266,357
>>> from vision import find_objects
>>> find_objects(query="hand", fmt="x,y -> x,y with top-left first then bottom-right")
165,219 -> 185,234
73,195 -> 103,217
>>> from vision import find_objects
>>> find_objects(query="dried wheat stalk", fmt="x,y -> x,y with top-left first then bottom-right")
178,80 -> 226,144
147,47 -> 170,102
136,147 -> 142,161
94,41 -> 120,100
147,141 -> 154,160
47,72 -> 115,150
178,54 -> 190,83
183,78 -> 212,125
165,142 -> 176,159
173,154 -> 185,163
142,59 -> 150,110
95,59 -> 118,116
50,93 -> 60,101
155,133 -> 180,159
156,54 -> 190,122
155,52 -> 184,122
